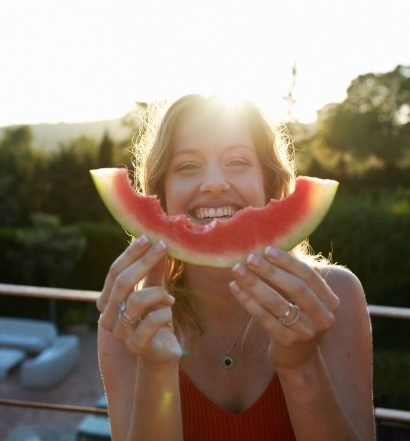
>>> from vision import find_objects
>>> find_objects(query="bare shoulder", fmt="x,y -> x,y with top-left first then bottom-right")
319,264 -> 364,295
317,264 -> 372,363
318,264 -> 368,317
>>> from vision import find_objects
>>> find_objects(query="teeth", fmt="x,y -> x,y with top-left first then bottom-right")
195,206 -> 237,219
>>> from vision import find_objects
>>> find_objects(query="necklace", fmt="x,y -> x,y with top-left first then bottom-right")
207,315 -> 250,369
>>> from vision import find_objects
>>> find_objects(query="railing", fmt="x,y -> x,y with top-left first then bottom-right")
0,283 -> 409,425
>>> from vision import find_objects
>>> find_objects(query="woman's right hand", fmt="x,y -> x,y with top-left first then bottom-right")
97,235 -> 182,368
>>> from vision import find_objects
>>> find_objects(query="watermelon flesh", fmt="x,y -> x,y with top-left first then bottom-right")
90,168 -> 338,268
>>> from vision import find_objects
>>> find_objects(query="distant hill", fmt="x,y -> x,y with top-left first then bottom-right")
0,118 -> 132,152
0,116 -> 316,152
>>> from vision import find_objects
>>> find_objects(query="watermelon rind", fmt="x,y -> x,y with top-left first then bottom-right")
90,168 -> 338,268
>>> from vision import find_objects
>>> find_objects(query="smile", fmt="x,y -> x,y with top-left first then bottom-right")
195,206 -> 238,219
187,206 -> 239,225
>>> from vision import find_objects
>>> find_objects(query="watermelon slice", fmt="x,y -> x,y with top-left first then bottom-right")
90,168 -> 338,268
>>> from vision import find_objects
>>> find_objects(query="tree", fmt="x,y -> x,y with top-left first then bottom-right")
312,65 -> 410,172
98,131 -> 115,167
0,126 -> 46,226
45,136 -> 111,223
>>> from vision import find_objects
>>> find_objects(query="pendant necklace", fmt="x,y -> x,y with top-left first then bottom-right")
208,315 -> 250,369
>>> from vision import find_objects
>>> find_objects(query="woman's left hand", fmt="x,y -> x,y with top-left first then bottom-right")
230,247 -> 340,373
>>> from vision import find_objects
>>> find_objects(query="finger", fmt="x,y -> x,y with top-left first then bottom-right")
125,307 -> 173,355
232,263 -> 318,338
126,288 -> 175,318
232,262 -> 290,317
143,251 -> 168,288
264,247 -> 340,311
97,235 -> 149,312
112,312 -> 141,341
237,258 -> 335,332
101,241 -> 168,329
229,281 -> 300,347
107,287 -> 175,336
229,281 -> 321,345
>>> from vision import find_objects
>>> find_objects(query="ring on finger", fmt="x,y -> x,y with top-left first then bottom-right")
277,302 -> 301,327
118,301 -> 139,326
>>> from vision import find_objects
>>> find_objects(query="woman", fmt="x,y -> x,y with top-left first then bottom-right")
97,95 -> 375,440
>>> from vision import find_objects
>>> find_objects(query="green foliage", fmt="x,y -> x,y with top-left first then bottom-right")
0,221 -> 128,326
73,222 -> 130,290
374,350 -> 410,409
309,65 -> 410,172
98,131 -> 115,167
309,187 -> 410,306
44,136 -> 116,223
0,213 -> 86,287
0,218 -> 129,291
0,126 -> 135,226
0,126 -> 47,226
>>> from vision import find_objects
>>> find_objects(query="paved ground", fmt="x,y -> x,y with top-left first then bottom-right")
0,327 -> 105,440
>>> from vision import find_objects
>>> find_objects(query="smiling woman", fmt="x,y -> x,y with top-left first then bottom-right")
96,94 -> 375,441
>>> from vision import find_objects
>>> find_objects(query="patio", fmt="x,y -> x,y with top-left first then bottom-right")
0,327 -> 105,440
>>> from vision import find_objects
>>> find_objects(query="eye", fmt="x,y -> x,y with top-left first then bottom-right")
226,158 -> 250,167
176,162 -> 200,172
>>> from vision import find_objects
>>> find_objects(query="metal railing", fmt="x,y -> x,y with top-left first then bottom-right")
0,283 -> 409,424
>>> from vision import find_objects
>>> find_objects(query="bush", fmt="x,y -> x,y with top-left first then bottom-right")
374,350 -> 410,409
309,187 -> 410,307
0,214 -> 86,321
0,213 -> 86,287
0,219 -> 129,326
73,222 -> 130,290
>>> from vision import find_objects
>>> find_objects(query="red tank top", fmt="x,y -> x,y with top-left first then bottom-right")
180,369 -> 296,441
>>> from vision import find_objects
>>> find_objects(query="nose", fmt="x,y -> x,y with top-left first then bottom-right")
199,166 -> 230,194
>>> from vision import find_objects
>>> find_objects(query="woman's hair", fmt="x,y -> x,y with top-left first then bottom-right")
133,94 -> 327,352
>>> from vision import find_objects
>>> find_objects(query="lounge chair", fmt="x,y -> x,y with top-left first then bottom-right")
0,348 -> 26,379
0,317 -> 57,354
20,335 -> 79,388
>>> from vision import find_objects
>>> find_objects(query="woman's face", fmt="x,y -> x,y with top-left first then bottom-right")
164,110 -> 266,224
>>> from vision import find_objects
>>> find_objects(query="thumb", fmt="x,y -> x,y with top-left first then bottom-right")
143,255 -> 167,288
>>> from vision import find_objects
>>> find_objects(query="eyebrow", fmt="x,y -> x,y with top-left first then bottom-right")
173,144 -> 254,156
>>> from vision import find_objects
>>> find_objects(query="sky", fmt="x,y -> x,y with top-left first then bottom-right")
0,0 -> 408,127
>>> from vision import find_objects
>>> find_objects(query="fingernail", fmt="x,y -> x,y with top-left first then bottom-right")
134,235 -> 148,247
229,281 -> 241,293
246,254 -> 260,267
153,240 -> 167,253
233,263 -> 247,278
265,246 -> 279,258
167,294 -> 176,304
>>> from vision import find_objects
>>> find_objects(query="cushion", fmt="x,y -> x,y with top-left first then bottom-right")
0,348 -> 26,379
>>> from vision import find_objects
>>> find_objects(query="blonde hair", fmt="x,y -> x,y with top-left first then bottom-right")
133,94 -> 327,352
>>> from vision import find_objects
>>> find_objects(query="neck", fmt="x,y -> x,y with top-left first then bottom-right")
182,264 -> 248,330
179,264 -> 270,370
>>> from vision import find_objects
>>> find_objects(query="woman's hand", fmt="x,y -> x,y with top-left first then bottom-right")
230,247 -> 340,373
98,235 -> 182,368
